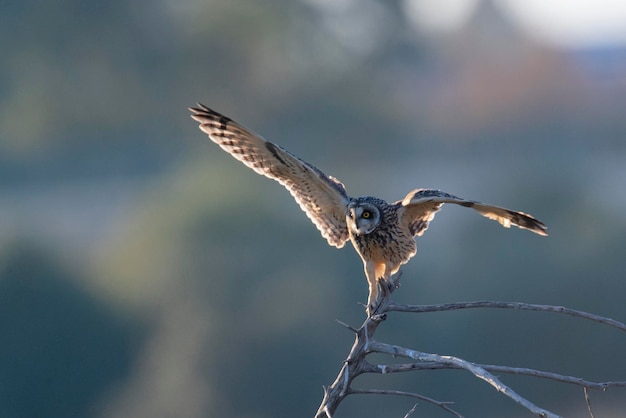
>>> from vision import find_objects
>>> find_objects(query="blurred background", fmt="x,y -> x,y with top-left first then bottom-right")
1,0 -> 625,417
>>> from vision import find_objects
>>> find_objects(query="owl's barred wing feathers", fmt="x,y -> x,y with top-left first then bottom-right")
189,104 -> 351,248
398,189 -> 548,237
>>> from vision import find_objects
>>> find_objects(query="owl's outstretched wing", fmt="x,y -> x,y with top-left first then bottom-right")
397,189 -> 548,237
190,104 -> 351,248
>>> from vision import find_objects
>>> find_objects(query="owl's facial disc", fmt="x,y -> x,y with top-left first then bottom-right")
348,203 -> 379,235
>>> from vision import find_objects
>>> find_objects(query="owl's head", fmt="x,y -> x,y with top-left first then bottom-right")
347,198 -> 382,235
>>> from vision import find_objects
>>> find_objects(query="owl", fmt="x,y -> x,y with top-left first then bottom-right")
190,104 -> 547,315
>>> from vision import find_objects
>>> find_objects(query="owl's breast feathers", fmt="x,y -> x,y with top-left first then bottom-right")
350,203 -> 417,270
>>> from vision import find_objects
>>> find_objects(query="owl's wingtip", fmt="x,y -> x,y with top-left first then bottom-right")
528,219 -> 548,237
189,102 -> 211,114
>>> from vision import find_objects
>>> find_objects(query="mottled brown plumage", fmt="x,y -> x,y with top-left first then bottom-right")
190,104 -> 548,315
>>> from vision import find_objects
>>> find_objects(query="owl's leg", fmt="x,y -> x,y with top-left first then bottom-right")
364,263 -> 401,316
383,264 -> 400,291
364,262 -> 383,316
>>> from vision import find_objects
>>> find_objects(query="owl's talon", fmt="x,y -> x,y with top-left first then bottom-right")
366,300 -> 383,317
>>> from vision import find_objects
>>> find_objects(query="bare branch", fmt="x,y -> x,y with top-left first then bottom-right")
315,313 -> 387,418
335,319 -> 358,333
403,403 -> 419,418
349,388 -> 463,418
315,271 -> 625,417
386,301 -> 626,332
479,365 -> 626,390
368,341 -> 560,418
584,387 -> 595,418
362,361 -> 626,390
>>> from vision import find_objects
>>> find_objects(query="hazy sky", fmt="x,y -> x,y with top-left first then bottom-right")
404,0 -> 626,47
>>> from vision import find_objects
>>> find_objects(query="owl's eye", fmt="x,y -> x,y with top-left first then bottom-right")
362,211 -> 371,219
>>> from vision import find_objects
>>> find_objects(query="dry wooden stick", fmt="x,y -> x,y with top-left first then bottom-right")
387,301 -> 626,332
315,274 -> 625,417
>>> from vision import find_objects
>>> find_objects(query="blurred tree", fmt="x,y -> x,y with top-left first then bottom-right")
0,242 -> 142,418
